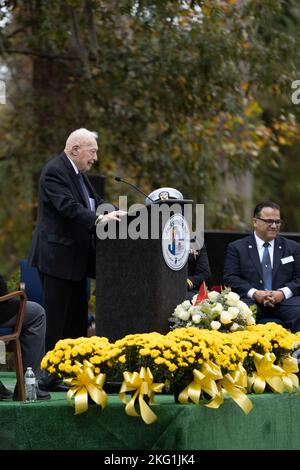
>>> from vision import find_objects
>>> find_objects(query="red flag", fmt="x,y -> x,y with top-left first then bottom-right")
194,282 -> 208,305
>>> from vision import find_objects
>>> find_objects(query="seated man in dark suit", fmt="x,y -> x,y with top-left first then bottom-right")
223,201 -> 300,332
187,242 -> 211,300
0,274 -> 50,400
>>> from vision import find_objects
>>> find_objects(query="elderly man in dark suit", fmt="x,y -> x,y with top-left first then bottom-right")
0,274 -> 50,400
28,128 -> 125,391
223,201 -> 300,332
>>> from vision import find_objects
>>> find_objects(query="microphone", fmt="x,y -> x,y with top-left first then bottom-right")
115,176 -> 155,203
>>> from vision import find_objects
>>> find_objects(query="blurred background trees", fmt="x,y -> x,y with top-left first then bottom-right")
1,0 -> 300,275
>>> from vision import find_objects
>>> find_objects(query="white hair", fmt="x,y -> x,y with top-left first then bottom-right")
65,128 -> 98,154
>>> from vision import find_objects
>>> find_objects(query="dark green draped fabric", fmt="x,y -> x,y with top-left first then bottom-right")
1,372 -> 300,450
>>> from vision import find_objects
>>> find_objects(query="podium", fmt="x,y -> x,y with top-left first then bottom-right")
95,200 -> 191,341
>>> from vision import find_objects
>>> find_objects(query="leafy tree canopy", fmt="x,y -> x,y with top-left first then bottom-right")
1,0 -> 300,274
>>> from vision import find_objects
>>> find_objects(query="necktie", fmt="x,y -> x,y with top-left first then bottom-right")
262,241 -> 272,290
78,172 -> 91,210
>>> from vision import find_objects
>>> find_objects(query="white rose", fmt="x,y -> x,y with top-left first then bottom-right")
210,321 -> 221,330
226,291 -> 240,307
246,316 -> 256,325
227,307 -> 239,319
211,302 -> 223,313
208,291 -> 219,302
192,314 -> 201,324
237,300 -> 247,310
238,301 -> 252,314
230,322 -> 240,332
240,308 -> 254,320
181,300 -> 192,310
174,306 -> 190,321
189,306 -> 202,316
220,311 -> 233,325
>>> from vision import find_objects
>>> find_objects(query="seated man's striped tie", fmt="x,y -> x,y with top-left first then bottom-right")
262,241 -> 272,290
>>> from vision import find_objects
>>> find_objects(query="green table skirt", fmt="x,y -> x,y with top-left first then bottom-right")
1,372 -> 300,450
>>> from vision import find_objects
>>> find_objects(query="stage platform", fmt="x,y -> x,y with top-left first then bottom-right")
1,372 -> 300,450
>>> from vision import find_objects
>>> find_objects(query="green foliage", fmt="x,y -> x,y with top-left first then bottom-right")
6,268 -> 20,292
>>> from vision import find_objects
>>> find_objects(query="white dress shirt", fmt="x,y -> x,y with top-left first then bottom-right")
66,155 -> 95,212
247,233 -> 292,300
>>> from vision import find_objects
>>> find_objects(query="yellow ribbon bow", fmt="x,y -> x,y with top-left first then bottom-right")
178,361 -> 223,405
119,367 -> 164,424
280,356 -> 299,393
207,363 -> 253,414
65,360 -> 107,415
248,352 -> 285,394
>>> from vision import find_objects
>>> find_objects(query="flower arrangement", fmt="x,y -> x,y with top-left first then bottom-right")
41,336 -> 119,414
113,332 -> 177,379
111,332 -> 179,423
165,324 -> 300,411
41,336 -> 116,379
41,324 -> 300,423
169,287 -> 256,332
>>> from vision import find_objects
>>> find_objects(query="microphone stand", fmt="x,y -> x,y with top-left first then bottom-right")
115,176 -> 155,203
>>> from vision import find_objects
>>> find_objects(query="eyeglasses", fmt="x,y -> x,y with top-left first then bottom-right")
255,217 -> 283,226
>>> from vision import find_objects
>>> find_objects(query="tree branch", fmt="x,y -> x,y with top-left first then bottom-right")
1,48 -> 79,61
84,0 -> 100,64
69,6 -> 91,79
5,28 -> 26,39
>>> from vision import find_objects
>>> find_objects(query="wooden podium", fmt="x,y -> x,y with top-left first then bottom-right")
95,201 -> 190,341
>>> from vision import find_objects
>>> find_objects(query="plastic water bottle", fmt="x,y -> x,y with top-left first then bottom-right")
24,367 -> 37,402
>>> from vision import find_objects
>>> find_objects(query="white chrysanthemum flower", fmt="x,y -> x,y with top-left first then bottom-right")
227,307 -> 239,319
208,291 -> 219,302
220,311 -> 233,325
246,316 -> 255,325
210,321 -> 221,330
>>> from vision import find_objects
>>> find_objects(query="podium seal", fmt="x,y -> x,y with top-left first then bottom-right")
162,213 -> 190,270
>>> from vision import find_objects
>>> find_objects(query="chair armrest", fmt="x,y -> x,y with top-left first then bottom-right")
0,290 -> 27,336
0,290 -> 27,302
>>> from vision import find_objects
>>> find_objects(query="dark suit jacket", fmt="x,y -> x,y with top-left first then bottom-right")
28,152 -> 103,281
223,233 -> 300,299
188,246 -> 211,291
0,274 -> 19,325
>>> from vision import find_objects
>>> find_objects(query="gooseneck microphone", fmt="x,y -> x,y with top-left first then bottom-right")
115,176 -> 155,203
